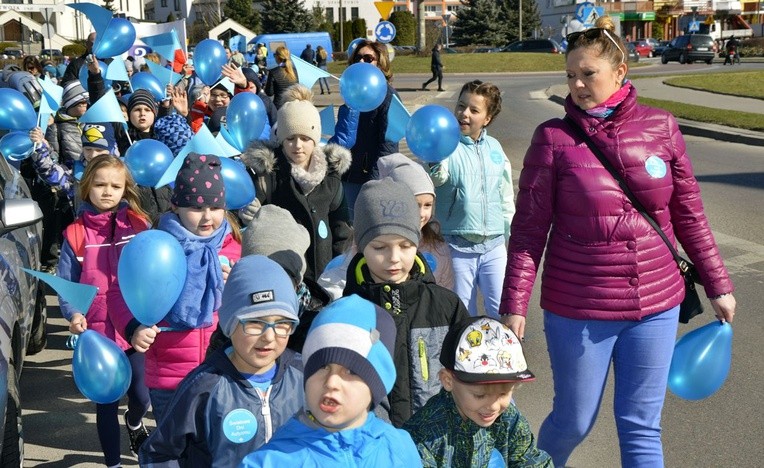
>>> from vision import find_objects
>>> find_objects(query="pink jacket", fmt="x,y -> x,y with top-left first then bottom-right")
144,233 -> 241,390
60,204 -> 149,351
500,88 -> 733,321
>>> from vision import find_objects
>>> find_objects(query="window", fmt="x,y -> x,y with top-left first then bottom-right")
174,0 -> 179,11
161,0 -> 167,7
351,7 -> 359,19
326,7 -> 334,23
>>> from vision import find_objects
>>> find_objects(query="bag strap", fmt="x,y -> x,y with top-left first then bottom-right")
563,116 -> 693,275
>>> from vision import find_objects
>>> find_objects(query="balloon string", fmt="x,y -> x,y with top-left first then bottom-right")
157,326 -> 178,332
66,334 -> 79,350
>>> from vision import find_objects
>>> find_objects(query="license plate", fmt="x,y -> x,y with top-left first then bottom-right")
697,47 -> 708,51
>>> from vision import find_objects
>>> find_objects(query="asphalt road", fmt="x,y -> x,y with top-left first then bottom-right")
22,66 -> 764,467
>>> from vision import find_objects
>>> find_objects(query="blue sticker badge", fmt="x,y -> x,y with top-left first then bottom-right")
318,220 -> 329,239
223,409 -> 257,444
645,155 -> 667,179
490,150 -> 504,164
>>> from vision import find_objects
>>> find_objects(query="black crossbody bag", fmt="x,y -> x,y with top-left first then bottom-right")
564,116 -> 703,323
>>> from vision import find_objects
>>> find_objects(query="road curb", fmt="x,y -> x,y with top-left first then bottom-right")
546,93 -> 764,147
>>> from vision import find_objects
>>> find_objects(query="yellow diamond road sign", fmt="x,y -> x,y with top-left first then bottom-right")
375,1 -> 395,21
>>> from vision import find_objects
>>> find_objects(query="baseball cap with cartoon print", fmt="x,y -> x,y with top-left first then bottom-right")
440,316 -> 535,384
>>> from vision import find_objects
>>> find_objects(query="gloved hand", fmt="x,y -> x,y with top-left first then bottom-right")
238,198 -> 261,226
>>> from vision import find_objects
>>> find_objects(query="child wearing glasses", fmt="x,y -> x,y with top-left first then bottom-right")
139,255 -> 303,466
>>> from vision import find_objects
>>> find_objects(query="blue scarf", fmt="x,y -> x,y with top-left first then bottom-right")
158,212 -> 230,330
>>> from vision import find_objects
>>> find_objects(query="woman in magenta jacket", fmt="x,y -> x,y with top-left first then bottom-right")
499,17 -> 736,468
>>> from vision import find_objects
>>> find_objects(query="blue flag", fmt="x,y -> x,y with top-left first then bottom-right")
384,94 -> 410,143
229,35 -> 246,53
319,105 -> 336,140
106,56 -> 130,82
140,29 -> 182,63
23,269 -> 97,315
146,60 -> 183,86
80,89 -> 126,125
155,126 -> 227,187
291,54 -> 332,89
67,3 -> 112,37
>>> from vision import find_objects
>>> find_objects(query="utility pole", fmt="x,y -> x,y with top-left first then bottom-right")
417,0 -> 426,51
339,0 -> 343,52
519,0 -> 523,40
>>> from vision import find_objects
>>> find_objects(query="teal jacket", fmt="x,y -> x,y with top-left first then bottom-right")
431,130 -> 514,241
403,389 -> 553,468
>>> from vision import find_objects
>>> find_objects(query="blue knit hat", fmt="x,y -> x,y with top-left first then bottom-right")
302,295 -> 396,408
81,123 -> 116,153
153,114 -> 194,157
217,255 -> 299,337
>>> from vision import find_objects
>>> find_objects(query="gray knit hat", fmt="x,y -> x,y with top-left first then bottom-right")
274,85 -> 321,145
376,153 -> 435,197
241,205 -> 311,284
62,81 -> 89,111
128,89 -> 158,115
354,177 -> 421,253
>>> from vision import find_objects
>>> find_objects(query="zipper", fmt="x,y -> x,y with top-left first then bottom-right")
256,387 -> 273,443
418,337 -> 429,381
477,142 -> 487,234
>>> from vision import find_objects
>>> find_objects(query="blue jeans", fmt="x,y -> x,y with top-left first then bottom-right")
343,181 -> 364,222
538,306 -> 679,467
449,242 -> 507,318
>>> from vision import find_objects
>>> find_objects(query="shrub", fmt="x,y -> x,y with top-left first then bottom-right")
63,43 -> 86,57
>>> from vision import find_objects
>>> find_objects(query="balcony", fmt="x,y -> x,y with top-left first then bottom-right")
600,1 -> 656,13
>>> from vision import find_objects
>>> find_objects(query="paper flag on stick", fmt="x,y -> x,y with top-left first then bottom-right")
67,3 -> 112,37
23,269 -> 97,315
155,126 -> 225,187
141,29 -> 182,63
215,129 -> 243,157
106,56 -> 130,82
385,94 -> 410,143
319,105 -> 336,139
38,75 -> 63,115
80,89 -> 126,124
146,60 -> 183,86
291,54 -> 331,89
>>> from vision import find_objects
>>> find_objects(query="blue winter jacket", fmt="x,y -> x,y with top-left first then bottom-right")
239,412 -> 422,467
431,130 -> 514,240
139,347 -> 304,467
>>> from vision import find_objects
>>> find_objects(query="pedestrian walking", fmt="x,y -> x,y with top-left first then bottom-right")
422,44 -> 444,91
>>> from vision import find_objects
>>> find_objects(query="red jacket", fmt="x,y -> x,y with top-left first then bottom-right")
500,87 -> 733,321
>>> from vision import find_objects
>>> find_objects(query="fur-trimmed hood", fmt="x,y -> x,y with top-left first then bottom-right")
240,141 -> 351,176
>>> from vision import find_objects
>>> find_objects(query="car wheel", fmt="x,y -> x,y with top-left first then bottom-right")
26,286 -> 46,356
679,53 -> 687,64
661,54 -> 668,64
0,362 -> 22,467
706,58 -> 713,65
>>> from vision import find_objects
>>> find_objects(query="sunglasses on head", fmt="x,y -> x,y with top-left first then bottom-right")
355,53 -> 377,64
566,28 -> 625,63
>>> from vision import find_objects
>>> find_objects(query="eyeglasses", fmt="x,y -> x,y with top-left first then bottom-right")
239,319 -> 298,337
354,53 -> 377,64
210,92 -> 230,100
566,28 -> 626,64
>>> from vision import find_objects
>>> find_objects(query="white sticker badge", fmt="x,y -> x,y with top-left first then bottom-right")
645,155 -> 667,179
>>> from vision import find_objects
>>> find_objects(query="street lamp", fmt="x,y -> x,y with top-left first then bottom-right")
442,13 -> 451,48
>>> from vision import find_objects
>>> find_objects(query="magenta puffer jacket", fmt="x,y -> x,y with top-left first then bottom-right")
500,87 -> 733,321
144,233 -> 241,391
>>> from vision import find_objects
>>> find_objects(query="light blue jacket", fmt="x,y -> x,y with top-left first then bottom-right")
431,130 -> 514,240
239,412 -> 422,467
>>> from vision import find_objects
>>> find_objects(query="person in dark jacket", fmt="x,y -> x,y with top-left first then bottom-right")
315,45 -> 330,94
328,40 -> 399,217
422,44 -> 444,91
61,31 -> 95,85
499,17 -> 736,467
139,255 -> 304,467
343,178 -> 469,427
239,84 -> 352,282
299,43 -> 316,64
264,46 -> 299,109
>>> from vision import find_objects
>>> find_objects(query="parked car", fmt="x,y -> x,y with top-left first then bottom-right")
0,156 -> 46,464
502,39 -> 562,53
629,40 -> 655,57
2,49 -> 22,59
625,43 -> 640,63
473,47 -> 501,53
39,49 -> 63,58
652,40 -> 671,56
661,34 -> 717,64
442,47 -> 459,54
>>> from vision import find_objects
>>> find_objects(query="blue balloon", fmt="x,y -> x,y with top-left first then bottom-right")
118,230 -> 187,326
0,131 -> 33,161
79,61 -> 111,92
72,330 -> 132,404
219,157 -> 256,210
130,72 -> 165,101
194,39 -> 228,85
668,321 -> 733,400
0,88 -> 37,131
339,62 -> 387,112
406,105 -> 460,163
93,18 -> 136,58
226,92 -> 267,152
346,38 -> 366,57
124,139 -> 174,187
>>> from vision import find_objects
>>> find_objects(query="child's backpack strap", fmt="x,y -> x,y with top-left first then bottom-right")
63,219 -> 86,263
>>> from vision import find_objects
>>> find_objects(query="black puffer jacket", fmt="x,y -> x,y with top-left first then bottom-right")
240,142 -> 352,281
344,252 -> 470,427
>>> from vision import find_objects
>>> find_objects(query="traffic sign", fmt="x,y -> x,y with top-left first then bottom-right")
374,1 -> 395,21
375,21 -> 396,44
689,20 -> 700,32
575,2 -> 595,23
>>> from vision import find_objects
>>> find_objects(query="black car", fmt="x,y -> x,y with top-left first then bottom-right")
0,156 -> 46,464
661,34 -> 717,64
502,39 -> 562,54
652,40 -> 671,56
626,43 -> 640,63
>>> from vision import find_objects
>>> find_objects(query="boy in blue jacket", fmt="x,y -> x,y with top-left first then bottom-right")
239,295 -> 422,467
138,255 -> 304,467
